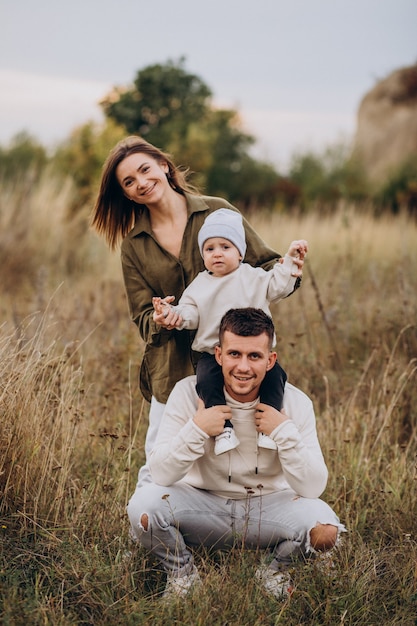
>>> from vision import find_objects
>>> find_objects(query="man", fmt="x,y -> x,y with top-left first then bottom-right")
127,308 -> 345,600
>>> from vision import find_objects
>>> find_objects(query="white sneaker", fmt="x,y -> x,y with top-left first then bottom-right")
162,565 -> 201,601
257,432 -> 276,450
255,565 -> 294,599
214,427 -> 240,455
313,550 -> 336,576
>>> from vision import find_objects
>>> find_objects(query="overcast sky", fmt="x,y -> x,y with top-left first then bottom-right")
1,0 -> 416,170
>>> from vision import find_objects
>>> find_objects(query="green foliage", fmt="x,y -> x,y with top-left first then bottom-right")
52,120 -> 127,211
289,142 -> 369,210
376,155 -> 417,215
1,61 -> 416,215
0,132 -> 48,182
101,57 -> 212,152
232,156 -> 281,210
289,152 -> 326,206
200,109 -> 253,194
99,58 -> 281,205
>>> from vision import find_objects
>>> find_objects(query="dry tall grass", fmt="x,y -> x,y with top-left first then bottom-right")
0,177 -> 416,625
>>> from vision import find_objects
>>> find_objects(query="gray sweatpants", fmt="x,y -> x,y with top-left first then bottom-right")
127,482 -> 345,575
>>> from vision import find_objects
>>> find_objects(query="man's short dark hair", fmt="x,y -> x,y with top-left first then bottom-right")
219,308 -> 275,349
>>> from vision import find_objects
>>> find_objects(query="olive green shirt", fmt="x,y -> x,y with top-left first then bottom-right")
121,193 -> 288,403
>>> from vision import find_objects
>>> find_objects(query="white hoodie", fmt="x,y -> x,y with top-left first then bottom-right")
172,256 -> 297,353
149,376 -> 328,499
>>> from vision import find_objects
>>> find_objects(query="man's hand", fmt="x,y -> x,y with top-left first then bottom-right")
193,399 -> 232,436
254,402 -> 290,435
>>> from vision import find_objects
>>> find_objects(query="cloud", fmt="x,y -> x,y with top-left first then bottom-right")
0,69 -> 355,168
0,69 -> 110,145
241,108 -> 355,171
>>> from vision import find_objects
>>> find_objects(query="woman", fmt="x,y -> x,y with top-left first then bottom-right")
91,136 -> 303,485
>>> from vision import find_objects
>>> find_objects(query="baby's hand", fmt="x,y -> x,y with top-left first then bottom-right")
287,239 -> 308,277
152,297 -> 164,316
288,239 -> 308,260
152,296 -> 182,329
152,295 -> 174,320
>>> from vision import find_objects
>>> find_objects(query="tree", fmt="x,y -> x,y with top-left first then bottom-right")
376,156 -> 417,216
101,57 -> 211,152
52,120 -> 126,211
202,109 -> 254,196
288,142 -> 369,209
99,58 -> 281,205
0,132 -> 48,182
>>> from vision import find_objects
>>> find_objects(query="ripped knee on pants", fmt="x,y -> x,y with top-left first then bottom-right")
309,523 -> 338,551
140,513 -> 149,531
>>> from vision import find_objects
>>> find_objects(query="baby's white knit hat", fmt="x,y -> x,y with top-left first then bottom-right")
198,208 -> 247,258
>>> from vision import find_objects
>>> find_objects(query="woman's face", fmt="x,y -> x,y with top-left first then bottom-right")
116,152 -> 170,205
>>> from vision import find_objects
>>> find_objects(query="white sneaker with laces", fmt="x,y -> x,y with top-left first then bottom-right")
214,427 -> 240,455
162,565 -> 201,600
255,565 -> 294,599
257,432 -> 276,450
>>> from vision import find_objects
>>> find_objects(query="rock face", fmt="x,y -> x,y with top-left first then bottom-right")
353,63 -> 417,184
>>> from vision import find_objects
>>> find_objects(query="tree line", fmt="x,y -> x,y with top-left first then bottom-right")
1,58 -> 416,215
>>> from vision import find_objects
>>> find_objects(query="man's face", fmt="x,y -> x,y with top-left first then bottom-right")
214,330 -> 277,402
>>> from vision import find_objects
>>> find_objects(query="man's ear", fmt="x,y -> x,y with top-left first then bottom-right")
266,351 -> 277,371
214,344 -> 222,366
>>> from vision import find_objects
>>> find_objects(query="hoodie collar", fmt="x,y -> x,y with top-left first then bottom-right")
224,389 -> 260,411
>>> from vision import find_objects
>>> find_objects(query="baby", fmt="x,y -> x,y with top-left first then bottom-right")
153,208 -> 307,455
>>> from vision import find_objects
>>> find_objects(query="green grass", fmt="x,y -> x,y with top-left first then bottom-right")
0,178 -> 416,624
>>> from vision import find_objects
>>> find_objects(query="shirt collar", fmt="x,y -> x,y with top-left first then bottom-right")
127,192 -> 210,238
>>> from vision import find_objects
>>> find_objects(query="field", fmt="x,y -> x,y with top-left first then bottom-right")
1,176 -> 416,625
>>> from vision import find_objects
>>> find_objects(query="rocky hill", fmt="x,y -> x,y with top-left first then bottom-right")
353,63 -> 417,184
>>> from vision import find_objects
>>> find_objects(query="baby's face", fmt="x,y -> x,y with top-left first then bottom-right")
202,237 -> 242,277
